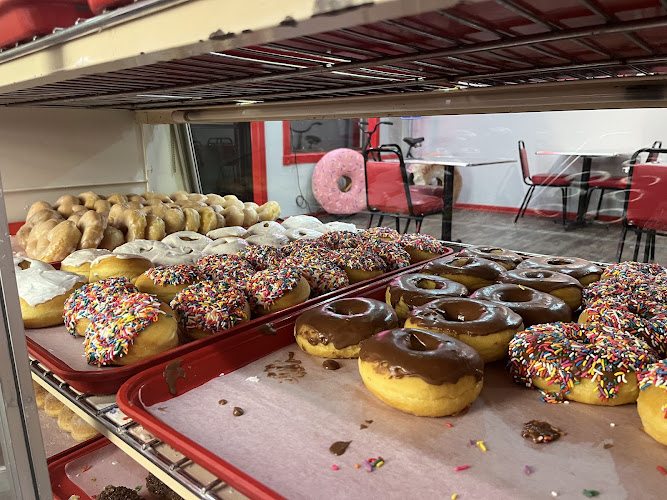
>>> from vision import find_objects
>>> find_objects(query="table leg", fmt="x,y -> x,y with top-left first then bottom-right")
565,156 -> 592,230
441,165 -> 454,241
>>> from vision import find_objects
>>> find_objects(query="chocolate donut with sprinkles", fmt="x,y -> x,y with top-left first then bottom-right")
637,360 -> 667,446
84,293 -> 179,366
399,233 -> 446,262
333,248 -> 387,283
197,254 -> 256,284
509,322 -> 658,405
246,267 -> 310,315
237,244 -> 284,270
169,280 -> 250,340
280,255 -> 349,297
135,265 -> 202,303
63,277 -> 138,337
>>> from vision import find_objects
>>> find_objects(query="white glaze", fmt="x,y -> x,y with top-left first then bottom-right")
247,221 -> 286,235
322,221 -> 359,233
207,226 -> 249,239
61,248 -> 111,267
92,253 -> 152,265
162,231 -> 212,252
114,239 -> 170,256
13,257 -> 54,272
246,233 -> 290,248
281,215 -> 324,231
202,237 -> 249,255
284,228 -> 323,241
151,248 -> 203,266
17,268 -> 86,306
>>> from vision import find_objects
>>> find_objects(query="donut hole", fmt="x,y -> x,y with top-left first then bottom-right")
480,247 -> 503,255
180,237 -> 196,241
405,331 -> 440,351
546,258 -> 574,266
495,288 -> 533,303
415,278 -> 438,290
451,257 -> 473,267
524,270 -> 552,279
328,299 -> 368,316
337,176 -> 353,193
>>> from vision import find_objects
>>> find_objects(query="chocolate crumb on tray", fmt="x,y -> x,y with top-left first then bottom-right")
521,420 -> 563,443
146,473 -> 184,500
96,485 -> 141,500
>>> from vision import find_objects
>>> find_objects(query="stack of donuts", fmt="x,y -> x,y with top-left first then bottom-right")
16,190 -> 281,262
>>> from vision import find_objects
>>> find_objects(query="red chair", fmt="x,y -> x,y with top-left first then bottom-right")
515,140 -> 572,225
363,144 -> 444,235
616,147 -> 667,262
586,140 -> 661,220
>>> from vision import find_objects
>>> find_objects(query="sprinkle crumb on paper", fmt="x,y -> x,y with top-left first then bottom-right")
246,376 -> 260,382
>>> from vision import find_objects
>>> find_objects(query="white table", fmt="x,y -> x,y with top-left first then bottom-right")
536,151 -> 621,228
405,157 -> 515,240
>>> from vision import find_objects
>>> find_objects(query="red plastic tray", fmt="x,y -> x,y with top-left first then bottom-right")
0,0 -> 92,48
27,251 -> 449,394
87,0 -> 132,14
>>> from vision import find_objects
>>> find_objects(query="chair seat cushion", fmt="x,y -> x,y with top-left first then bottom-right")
531,174 -> 571,186
409,185 -> 444,198
588,176 -> 628,189
374,192 -> 444,215
628,218 -> 667,231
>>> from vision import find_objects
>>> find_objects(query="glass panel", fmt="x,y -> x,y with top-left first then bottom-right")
288,119 -> 361,153
0,386 -> 14,499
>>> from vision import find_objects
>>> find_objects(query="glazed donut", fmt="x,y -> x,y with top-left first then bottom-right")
423,255 -> 505,291
25,219 -> 60,258
162,231 -> 212,252
246,233 -> 290,248
84,294 -> 179,366
399,233 -> 447,262
196,206 -> 218,234
161,207 -> 186,234
26,200 -> 53,221
256,200 -> 281,221
182,207 -> 201,232
222,206 -> 245,227
108,202 -> 130,224
145,214 -> 166,241
405,297 -> 524,362
13,256 -> 54,272
177,200 -> 206,210
127,194 -> 147,204
188,193 -> 207,203
77,191 -> 102,209
61,249 -> 112,280
322,221 -> 358,233
509,322 -> 658,405
89,253 -> 153,284
207,226 -> 249,239
67,210 -> 85,226
248,221 -> 286,236
106,193 -> 128,205
171,190 -> 190,201
76,210 -> 105,249
114,239 -> 171,259
98,226 -> 125,251
246,268 -> 310,315
472,284 -> 572,327
312,149 -> 366,214
317,230 -> 362,249
222,195 -> 244,209
135,265 -> 202,303
637,360 -> 667,445
198,254 -> 256,283
205,193 -> 226,206
281,215 -> 324,231
53,195 -> 81,218
284,228 -> 322,241
202,237 -> 249,255
332,249 -> 386,283
358,328 -> 484,417
237,245 -> 283,270
17,268 -> 86,328
280,256 -> 349,297
38,220 -> 82,262
365,239 -> 411,271
516,256 -> 602,286
94,199 -> 111,215
243,207 -> 259,227
17,208 -> 63,249
499,268 -> 583,311
113,209 -> 147,241
244,201 -> 259,211
459,246 -> 523,270
295,298 -> 398,358
386,273 -> 468,321
170,280 -> 250,340
63,277 -> 139,336
363,226 -> 401,242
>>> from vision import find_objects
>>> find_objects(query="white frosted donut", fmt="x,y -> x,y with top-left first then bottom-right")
13,257 -> 55,272
246,233 -> 290,248
61,249 -> 111,267
281,215 -> 325,231
17,268 -> 85,307
247,221 -> 286,236
322,221 -> 359,233
207,226 -> 249,239
151,248 -> 203,266
202,237 -> 249,255
161,231 -> 212,252
284,228 -> 323,241
114,239 -> 170,257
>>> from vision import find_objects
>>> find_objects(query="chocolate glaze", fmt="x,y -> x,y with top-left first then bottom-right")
359,328 -> 483,385
329,440 -> 352,455
322,359 -> 341,370
459,246 -> 523,269
387,273 -> 468,309
521,420 -> 563,443
422,255 -> 505,281
258,323 -> 277,335
295,298 -> 398,349
264,351 -> 306,383
218,399 -> 227,405
163,360 -> 186,396
233,407 -> 244,416
472,284 -> 572,327
516,256 -> 602,280
407,297 -> 523,336
499,268 -> 583,292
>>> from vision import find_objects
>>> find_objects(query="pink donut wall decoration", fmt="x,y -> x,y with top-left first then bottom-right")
312,148 -> 367,214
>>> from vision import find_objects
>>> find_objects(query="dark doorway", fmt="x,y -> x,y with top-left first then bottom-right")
190,123 -> 253,201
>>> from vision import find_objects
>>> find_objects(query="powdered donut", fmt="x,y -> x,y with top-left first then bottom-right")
312,148 -> 366,214
162,231 -> 212,252
246,233 -> 290,248
202,237 -> 249,255
281,215 -> 325,231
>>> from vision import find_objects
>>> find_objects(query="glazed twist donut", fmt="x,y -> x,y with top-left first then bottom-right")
222,206 -> 244,226
145,214 -> 166,241
39,220 -> 82,262
53,195 -> 82,218
196,206 -> 218,234
108,202 -> 132,224
27,201 -> 53,221
243,207 -> 259,227
106,193 -> 128,205
127,194 -> 146,204
77,191 -> 102,209
113,209 -> 147,241
188,193 -> 207,203
93,199 -> 111,215
257,201 -> 280,221
18,209 -> 63,249
222,195 -> 244,209
182,207 -> 201,232
171,190 -> 190,201
99,226 -> 125,251
26,219 -> 60,258
176,199 -> 207,209
76,210 -> 105,249
205,193 -> 226,206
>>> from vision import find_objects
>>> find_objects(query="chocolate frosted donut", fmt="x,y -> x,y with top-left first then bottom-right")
405,297 -> 523,362
472,284 -> 572,327
358,328 -> 484,416
516,256 -> 602,286
386,273 -> 468,321
295,298 -> 398,358
459,246 -> 523,270
422,255 -> 505,291
499,268 -> 583,310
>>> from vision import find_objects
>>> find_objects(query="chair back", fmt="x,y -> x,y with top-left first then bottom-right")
624,156 -> 667,231
518,140 -> 531,182
647,140 -> 662,163
363,144 -> 414,215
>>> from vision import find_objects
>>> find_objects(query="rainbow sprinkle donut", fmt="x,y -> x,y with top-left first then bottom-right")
237,245 -> 283,270
197,254 -> 256,283
280,256 -> 349,297
246,267 -> 310,314
363,226 -> 402,242
365,239 -> 411,271
399,233 -> 446,262
509,322 -> 658,405
637,360 -> 667,446
317,230 -> 362,249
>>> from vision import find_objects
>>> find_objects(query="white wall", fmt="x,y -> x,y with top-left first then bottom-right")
0,108 -> 148,222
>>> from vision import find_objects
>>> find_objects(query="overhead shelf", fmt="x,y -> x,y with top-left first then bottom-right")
2,0 -> 667,118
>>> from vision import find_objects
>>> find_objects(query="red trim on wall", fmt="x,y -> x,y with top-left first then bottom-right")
8,221 -> 24,235
453,203 -> 622,223
250,122 -> 268,205
367,118 -> 380,149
